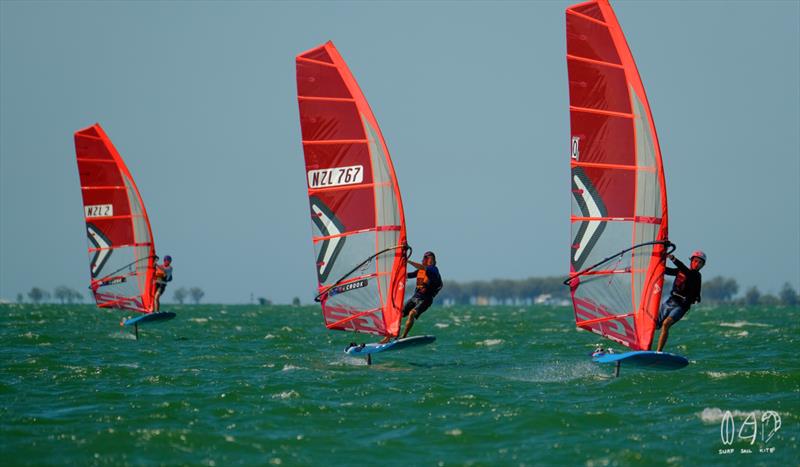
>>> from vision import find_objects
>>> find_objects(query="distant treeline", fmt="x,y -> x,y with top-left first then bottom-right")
690,277 -> 798,307
18,286 -> 85,304
437,276 -> 569,306
10,277 -> 798,307
172,287 -> 206,305
14,286 -> 207,305
436,275 -> 799,307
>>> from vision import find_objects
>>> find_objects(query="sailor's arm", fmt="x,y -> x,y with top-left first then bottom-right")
668,255 -> 690,273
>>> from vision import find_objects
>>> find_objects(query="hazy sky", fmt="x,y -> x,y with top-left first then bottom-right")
1,1 -> 798,304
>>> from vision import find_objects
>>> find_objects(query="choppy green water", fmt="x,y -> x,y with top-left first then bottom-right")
1,303 -> 798,465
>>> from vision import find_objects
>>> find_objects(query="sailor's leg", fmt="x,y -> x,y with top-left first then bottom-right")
153,289 -> 162,312
656,299 -> 669,330
401,310 -> 418,339
378,334 -> 393,344
656,317 -> 674,352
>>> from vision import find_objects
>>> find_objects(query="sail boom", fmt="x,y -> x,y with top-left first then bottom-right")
577,313 -> 634,327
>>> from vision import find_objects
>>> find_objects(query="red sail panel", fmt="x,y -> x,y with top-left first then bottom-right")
566,0 -> 669,350
296,41 -> 408,337
74,124 -> 156,313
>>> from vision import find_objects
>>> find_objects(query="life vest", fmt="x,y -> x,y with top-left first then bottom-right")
416,268 -> 429,293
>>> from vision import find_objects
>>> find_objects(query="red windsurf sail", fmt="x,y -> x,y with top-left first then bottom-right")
296,41 -> 408,337
74,124 -> 156,313
565,0 -> 670,350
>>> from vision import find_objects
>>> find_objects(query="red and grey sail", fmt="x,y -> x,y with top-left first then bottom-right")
565,0 -> 671,350
74,124 -> 156,313
296,41 -> 408,337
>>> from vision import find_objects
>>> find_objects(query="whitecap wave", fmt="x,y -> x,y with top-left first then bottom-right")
476,339 -> 503,347
719,321 -> 770,328
698,408 -> 783,424
272,390 -> 299,399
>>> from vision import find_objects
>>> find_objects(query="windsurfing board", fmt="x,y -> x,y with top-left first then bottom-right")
122,312 -> 176,340
345,335 -> 435,364
593,350 -> 688,376
123,312 -> 176,327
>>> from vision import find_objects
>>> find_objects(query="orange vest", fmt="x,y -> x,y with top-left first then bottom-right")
416,268 -> 428,293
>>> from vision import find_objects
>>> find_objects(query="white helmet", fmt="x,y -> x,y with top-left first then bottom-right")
690,250 -> 707,262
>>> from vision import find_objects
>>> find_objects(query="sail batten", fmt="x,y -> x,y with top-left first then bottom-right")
566,54 -> 624,69
566,0 -> 669,351
569,107 -> 634,118
296,41 -> 408,337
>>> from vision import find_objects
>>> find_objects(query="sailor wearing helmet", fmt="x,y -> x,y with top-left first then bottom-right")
152,255 -> 173,312
379,251 -> 443,344
656,250 -> 706,352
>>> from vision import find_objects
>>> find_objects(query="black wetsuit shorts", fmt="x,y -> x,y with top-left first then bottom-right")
403,294 -> 433,318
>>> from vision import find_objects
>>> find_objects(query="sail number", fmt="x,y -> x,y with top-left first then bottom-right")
571,136 -> 580,160
308,165 -> 364,189
85,204 -> 113,218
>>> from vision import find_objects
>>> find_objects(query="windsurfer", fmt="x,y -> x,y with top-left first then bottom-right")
656,250 -> 705,351
380,251 -> 442,344
152,255 -> 173,312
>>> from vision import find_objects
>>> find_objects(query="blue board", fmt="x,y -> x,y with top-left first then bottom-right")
122,312 -> 176,327
592,350 -> 689,370
345,335 -> 436,356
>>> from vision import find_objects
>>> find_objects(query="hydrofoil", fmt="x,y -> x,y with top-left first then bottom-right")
122,312 -> 176,340
592,350 -> 689,377
345,335 -> 435,365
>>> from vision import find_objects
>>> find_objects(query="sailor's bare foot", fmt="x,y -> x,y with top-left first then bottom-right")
378,336 -> 392,344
